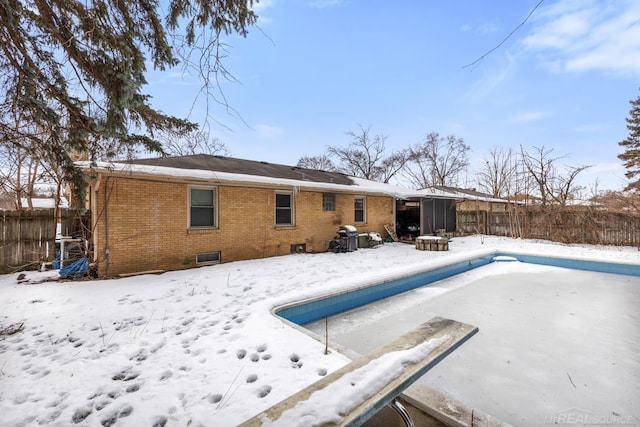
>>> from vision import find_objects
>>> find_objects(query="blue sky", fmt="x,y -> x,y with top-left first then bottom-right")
148,0 -> 640,191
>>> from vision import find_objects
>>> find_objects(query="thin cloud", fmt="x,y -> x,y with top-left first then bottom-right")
309,0 -> 343,9
252,0 -> 275,12
522,0 -> 640,76
478,22 -> 499,35
255,124 -> 284,139
252,0 -> 275,24
571,123 -> 611,133
460,22 -> 498,35
467,53 -> 517,101
510,110 -> 548,123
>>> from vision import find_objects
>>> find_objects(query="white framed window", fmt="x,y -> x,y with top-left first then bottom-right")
189,186 -> 217,228
275,191 -> 294,225
322,193 -> 336,211
354,196 -> 366,223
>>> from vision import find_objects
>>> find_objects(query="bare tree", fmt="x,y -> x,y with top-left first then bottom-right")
378,151 -> 411,184
551,164 -> 592,205
0,143 -> 38,209
296,155 -> 337,171
520,145 -> 556,205
476,146 -> 516,197
0,116 -> 46,209
327,125 -> 409,183
520,145 -> 590,206
406,132 -> 470,188
162,129 -> 231,157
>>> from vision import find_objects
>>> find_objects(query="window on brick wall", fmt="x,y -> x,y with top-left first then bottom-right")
275,191 -> 294,225
189,187 -> 217,228
196,251 -> 221,264
322,193 -> 336,211
354,196 -> 366,223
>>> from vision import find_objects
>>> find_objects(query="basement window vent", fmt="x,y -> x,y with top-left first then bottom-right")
196,251 -> 221,265
290,244 -> 306,254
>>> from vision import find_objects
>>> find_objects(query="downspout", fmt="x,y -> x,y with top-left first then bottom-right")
103,176 -> 110,277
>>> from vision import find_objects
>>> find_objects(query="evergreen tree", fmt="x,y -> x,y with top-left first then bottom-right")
618,91 -> 640,191
0,0 -> 257,194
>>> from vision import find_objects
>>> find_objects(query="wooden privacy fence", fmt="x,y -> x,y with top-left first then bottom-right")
0,209 -> 82,273
457,208 -> 640,247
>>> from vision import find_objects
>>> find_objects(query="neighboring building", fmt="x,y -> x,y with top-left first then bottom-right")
20,197 -> 70,210
434,186 -> 520,236
77,155 -> 424,277
0,196 -> 69,211
432,186 -> 511,213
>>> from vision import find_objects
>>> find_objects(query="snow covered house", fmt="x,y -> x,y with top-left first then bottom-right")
74,155 -> 502,277
77,155 -> 425,277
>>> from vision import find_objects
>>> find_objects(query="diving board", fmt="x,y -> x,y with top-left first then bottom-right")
239,316 -> 478,427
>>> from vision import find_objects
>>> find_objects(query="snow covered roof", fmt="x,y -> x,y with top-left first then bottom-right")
77,155 -> 429,199
19,197 -> 69,209
77,155 -> 511,203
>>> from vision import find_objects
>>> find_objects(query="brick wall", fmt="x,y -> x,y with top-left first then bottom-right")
91,175 -> 394,276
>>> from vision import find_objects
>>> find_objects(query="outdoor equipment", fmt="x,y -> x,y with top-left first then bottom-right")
329,225 -> 358,253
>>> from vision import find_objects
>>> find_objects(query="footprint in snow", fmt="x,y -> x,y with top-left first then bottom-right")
149,340 -> 165,354
100,404 -> 133,427
112,367 -> 140,381
126,383 -> 142,393
289,354 -> 303,369
257,385 -> 272,398
209,394 -> 223,404
95,398 -> 112,411
129,348 -> 148,362
152,416 -> 168,427
70,406 -> 93,424
45,391 -> 69,408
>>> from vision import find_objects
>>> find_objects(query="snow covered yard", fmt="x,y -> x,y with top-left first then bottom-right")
0,236 -> 638,426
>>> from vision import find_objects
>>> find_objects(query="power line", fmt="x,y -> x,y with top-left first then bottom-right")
462,0 -> 546,69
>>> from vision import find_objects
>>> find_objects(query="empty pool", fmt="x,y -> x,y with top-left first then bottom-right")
301,258 -> 640,426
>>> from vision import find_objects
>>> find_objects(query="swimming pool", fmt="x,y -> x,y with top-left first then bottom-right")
276,253 -> 640,426
275,252 -> 640,325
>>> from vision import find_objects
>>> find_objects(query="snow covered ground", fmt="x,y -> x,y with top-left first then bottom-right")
1,235 -> 639,426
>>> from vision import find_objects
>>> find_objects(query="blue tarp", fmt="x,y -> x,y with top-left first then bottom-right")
59,256 -> 89,278
52,251 -> 61,270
